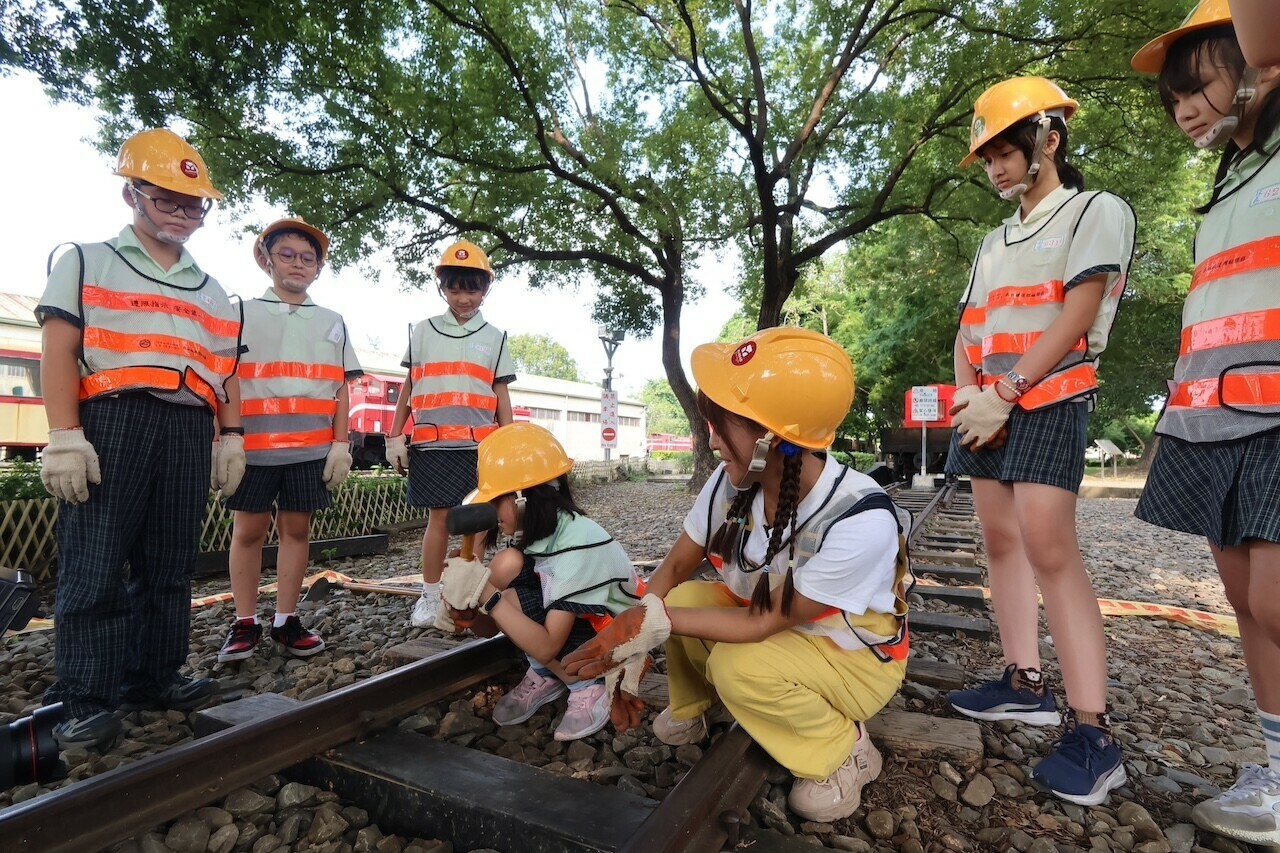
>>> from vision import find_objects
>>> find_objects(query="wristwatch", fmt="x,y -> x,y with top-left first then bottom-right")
479,590 -> 503,616
1004,371 -> 1031,396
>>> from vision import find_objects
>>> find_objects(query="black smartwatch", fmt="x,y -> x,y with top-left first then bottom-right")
220,426 -> 246,436
479,590 -> 503,616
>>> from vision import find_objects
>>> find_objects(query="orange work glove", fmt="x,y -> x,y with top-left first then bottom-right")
604,655 -> 651,732
562,594 -> 672,680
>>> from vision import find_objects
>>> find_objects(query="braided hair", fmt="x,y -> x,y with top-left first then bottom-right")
697,390 -> 808,617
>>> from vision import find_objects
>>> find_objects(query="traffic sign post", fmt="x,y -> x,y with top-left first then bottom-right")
910,386 -> 941,484
600,389 -> 618,454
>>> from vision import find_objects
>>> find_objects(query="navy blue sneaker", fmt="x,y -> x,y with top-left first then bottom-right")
1031,716 -> 1127,806
120,674 -> 218,712
53,710 -> 122,751
947,663 -> 1060,726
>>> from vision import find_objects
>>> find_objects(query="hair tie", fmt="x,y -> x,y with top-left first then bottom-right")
778,441 -> 802,457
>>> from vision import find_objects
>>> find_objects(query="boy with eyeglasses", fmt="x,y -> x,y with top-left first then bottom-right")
387,240 -> 515,629
36,128 -> 245,751
218,218 -> 363,663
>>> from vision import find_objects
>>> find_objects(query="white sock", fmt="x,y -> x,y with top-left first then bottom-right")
1260,708 -> 1280,773
422,581 -> 441,597
273,612 -> 293,628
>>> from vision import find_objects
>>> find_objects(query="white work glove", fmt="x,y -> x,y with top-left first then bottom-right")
433,603 -> 458,633
41,429 -> 101,504
440,556 -> 492,611
603,653 -> 652,732
952,384 -> 1014,449
322,441 -> 353,491
949,384 -> 982,415
386,434 -> 409,474
212,433 -> 247,497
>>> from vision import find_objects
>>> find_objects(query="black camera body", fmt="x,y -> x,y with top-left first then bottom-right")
2,566 -> 65,789
0,566 -> 39,635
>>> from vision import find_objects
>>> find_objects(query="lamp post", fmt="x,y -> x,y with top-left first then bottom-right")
598,326 -> 624,462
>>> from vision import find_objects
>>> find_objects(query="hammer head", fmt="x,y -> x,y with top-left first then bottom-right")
448,502 -> 498,536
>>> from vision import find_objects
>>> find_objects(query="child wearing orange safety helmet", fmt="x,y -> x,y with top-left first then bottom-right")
563,328 -> 913,823
217,218 -> 364,664
387,240 -> 515,629
37,129 -> 245,751
943,77 -> 1136,806
1132,2 -> 1280,845
438,423 -> 644,741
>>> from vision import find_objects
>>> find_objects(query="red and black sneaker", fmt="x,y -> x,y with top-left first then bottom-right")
270,615 -> 326,657
218,620 -> 262,663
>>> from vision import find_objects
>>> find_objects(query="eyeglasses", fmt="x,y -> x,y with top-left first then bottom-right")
130,184 -> 212,220
272,248 -> 320,267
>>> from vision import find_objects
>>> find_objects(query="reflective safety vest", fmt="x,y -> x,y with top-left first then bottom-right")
68,243 -> 241,411
958,191 -> 1130,410
406,317 -> 507,449
1157,145 -> 1280,443
238,297 -> 351,465
702,464 -> 914,662
526,514 -> 646,631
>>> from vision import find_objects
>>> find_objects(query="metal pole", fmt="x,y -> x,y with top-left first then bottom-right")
920,424 -> 927,479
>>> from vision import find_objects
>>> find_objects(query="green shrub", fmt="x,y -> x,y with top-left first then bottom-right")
649,451 -> 694,473
831,451 -> 877,472
0,459 -> 48,501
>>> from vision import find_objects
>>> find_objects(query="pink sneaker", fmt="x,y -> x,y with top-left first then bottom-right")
554,681 -> 610,741
492,668 -> 568,726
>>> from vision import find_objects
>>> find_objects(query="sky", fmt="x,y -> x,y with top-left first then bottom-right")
0,72 -> 742,401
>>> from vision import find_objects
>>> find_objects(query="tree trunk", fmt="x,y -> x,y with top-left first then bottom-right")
1134,434 -> 1160,473
659,273 -> 716,490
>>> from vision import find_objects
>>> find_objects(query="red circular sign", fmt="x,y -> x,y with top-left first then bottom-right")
601,427 -> 617,442
179,158 -> 200,178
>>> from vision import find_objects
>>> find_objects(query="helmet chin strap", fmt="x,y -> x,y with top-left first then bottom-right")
130,186 -> 191,244
998,114 -> 1052,202
1195,66 -> 1260,150
511,490 -> 527,547
728,431 -> 775,490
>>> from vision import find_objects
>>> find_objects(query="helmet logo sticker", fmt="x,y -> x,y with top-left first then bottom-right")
731,340 -> 757,366
970,117 -> 985,145
179,159 -> 200,179
139,338 -> 152,349
454,248 -> 470,261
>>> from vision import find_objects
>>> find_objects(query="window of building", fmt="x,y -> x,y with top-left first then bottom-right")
567,411 -> 600,423
528,407 -> 561,421
0,356 -> 40,398
619,416 -> 641,427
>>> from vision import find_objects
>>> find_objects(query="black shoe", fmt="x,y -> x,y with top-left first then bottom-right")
218,620 -> 263,663
270,615 -> 326,658
53,710 -> 122,751
120,675 -> 218,712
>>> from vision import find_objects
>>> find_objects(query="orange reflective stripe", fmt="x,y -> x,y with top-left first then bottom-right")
982,332 -> 1087,358
411,392 -> 498,411
243,428 -> 334,452
964,345 -> 982,365
985,279 -> 1065,309
584,612 -> 613,633
1168,372 -> 1280,410
960,306 -> 985,326
83,327 -> 237,376
241,398 -> 338,417
1190,236 -> 1280,293
409,361 -> 496,385
80,366 -> 218,410
238,361 -> 345,382
981,362 -> 1097,410
81,285 -> 241,338
1180,309 -> 1280,356
410,423 -> 499,443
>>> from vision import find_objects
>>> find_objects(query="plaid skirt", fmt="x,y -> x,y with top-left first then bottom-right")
224,459 -> 331,514
407,448 -> 479,509
510,555 -> 601,658
944,401 -> 1089,493
1135,426 -> 1280,549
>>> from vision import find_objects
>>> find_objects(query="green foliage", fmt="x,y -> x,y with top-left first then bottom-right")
507,333 -> 581,382
832,451 -> 878,473
0,459 -> 48,501
649,451 -> 694,474
639,379 -> 688,436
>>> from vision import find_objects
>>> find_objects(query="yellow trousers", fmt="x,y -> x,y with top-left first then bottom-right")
664,580 -> 906,779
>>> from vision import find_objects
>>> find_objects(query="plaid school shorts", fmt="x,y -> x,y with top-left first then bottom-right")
408,448 -> 479,509
510,554 -> 602,658
1136,426 -> 1280,549
945,401 -> 1089,493
224,459 -> 332,514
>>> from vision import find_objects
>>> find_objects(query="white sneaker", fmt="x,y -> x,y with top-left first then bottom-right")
492,668 -> 568,726
788,725 -> 883,822
652,703 -> 734,746
1192,763 -> 1280,846
411,588 -> 440,628
554,681 -> 611,741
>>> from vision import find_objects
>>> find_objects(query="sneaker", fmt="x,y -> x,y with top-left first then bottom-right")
788,725 -> 883,822
53,710 -> 122,751
554,681 -> 611,741
491,668 -> 568,726
1191,763 -> 1280,846
270,615 -> 326,657
218,619 -> 263,662
120,674 -> 218,712
411,588 -> 440,628
947,663 -> 1060,726
1030,716 -> 1127,806
652,703 -> 735,746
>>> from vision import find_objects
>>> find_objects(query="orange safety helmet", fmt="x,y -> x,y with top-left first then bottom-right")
960,77 -> 1079,167
435,239 -> 494,282
1131,0 -> 1231,73
692,327 -> 855,450
114,129 -> 223,200
468,423 -> 574,504
255,217 -> 331,264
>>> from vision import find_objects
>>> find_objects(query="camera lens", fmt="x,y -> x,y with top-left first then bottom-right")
1,703 -> 66,789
